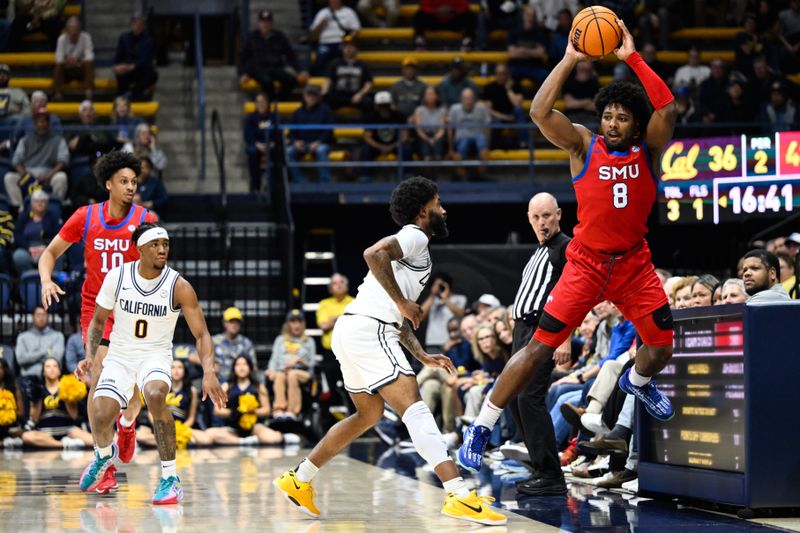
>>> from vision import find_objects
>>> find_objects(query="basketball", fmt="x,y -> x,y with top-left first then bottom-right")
570,6 -> 622,58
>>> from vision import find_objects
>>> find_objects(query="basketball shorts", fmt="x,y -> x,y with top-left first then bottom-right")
81,302 -> 114,345
534,238 -> 672,348
94,352 -> 172,408
331,314 -> 415,395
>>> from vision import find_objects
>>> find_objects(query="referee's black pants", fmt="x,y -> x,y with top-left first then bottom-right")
508,320 -> 563,481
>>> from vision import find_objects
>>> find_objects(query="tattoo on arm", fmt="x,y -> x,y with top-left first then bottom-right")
152,418 -> 176,461
398,321 -> 424,358
87,322 -> 103,361
364,237 -> 405,303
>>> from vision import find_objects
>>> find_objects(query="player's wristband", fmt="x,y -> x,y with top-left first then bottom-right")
625,52 -> 674,111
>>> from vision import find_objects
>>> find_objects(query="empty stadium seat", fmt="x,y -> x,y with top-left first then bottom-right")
46,101 -> 159,118
19,270 -> 63,312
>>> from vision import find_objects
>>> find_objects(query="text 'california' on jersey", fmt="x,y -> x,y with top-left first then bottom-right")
572,135 -> 657,253
344,224 -> 431,325
95,260 -> 181,359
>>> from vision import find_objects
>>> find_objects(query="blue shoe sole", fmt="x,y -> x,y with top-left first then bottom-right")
619,377 -> 674,421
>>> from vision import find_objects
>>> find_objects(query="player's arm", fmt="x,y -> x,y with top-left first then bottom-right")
38,235 -> 71,309
530,41 -> 593,160
614,19 -> 677,158
398,320 -> 456,375
363,236 -> 424,328
173,277 -> 227,409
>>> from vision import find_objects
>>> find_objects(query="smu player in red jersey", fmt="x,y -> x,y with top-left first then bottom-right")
38,151 -> 157,490
458,20 -> 679,473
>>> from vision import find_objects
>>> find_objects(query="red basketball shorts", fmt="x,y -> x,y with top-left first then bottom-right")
534,238 -> 673,348
81,302 -> 114,344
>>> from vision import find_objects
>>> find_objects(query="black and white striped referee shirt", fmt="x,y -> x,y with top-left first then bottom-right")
512,231 -> 571,321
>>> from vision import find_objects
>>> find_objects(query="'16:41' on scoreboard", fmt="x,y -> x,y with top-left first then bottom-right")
658,131 -> 800,224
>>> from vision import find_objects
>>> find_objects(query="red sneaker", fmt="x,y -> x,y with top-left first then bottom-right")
116,413 -> 137,464
560,437 -> 580,467
95,464 -> 119,494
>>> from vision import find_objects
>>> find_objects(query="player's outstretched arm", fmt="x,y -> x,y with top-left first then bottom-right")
614,19 -> 677,158
530,40 -> 593,158
363,236 -> 423,328
38,235 -> 71,309
174,277 -> 227,409
398,320 -> 456,375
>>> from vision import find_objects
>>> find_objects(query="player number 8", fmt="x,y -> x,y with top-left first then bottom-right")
134,319 -> 148,339
612,183 -> 628,208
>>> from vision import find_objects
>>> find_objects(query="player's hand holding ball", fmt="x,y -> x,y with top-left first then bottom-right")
569,6 -> 622,59
613,19 -> 636,61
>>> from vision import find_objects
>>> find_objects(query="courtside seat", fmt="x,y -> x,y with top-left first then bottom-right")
355,27 -> 508,42
670,27 -> 742,40
10,77 -> 117,91
0,52 -> 55,66
46,101 -> 159,117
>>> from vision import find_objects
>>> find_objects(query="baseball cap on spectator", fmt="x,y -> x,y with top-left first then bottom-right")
402,56 -> 418,67
286,309 -> 304,321
375,91 -> 392,105
477,294 -> 501,308
785,233 -> 800,246
304,84 -> 321,95
258,10 -> 273,21
223,307 -> 243,322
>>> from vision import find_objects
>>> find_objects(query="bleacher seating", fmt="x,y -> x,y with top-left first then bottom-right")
10,78 -> 117,91
0,273 -> 11,313
46,101 -> 160,118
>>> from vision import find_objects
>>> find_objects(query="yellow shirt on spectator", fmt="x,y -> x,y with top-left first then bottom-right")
317,295 -> 354,349
782,276 -> 797,298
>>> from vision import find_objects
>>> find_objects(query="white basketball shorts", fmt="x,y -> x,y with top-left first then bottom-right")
94,351 -> 172,408
331,313 -> 415,395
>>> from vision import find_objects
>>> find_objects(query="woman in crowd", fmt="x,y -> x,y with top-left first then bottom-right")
206,356 -> 298,446
123,123 -> 167,174
459,322 -> 508,419
690,274 -> 720,307
266,310 -> 316,421
412,86 -> 446,161
672,276 -> 699,309
112,95 -> 140,144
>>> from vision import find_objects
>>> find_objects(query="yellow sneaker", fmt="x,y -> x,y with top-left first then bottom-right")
441,490 -> 507,525
273,469 -> 321,518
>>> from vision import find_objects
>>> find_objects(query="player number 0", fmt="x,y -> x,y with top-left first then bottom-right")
613,183 -> 628,208
134,319 -> 148,339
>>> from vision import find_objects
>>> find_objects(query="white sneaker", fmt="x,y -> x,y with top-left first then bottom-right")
239,435 -> 259,446
621,478 -> 639,493
61,436 -> 85,449
3,437 -> 22,448
282,433 -> 301,445
589,471 -> 617,486
499,442 -> 530,463
580,412 -> 610,436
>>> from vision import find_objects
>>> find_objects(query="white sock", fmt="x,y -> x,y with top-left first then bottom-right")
629,368 -> 651,387
240,435 -> 259,446
96,445 -> 113,458
474,398 -> 503,430
161,459 -> 176,479
295,457 -> 319,483
119,415 -> 135,428
283,433 -> 301,445
442,476 -> 470,498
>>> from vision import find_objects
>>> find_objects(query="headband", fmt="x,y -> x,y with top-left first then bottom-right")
137,227 -> 169,247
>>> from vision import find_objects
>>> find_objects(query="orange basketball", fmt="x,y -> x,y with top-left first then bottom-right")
569,6 -> 622,58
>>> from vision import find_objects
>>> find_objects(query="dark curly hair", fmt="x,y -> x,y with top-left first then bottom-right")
594,81 -> 652,143
389,176 -> 439,227
94,150 -> 142,189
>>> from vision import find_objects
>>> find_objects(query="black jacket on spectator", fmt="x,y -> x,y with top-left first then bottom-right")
288,102 -> 334,144
239,30 -> 299,75
14,210 -> 59,250
483,81 -> 520,116
244,111 -> 279,151
114,30 -> 155,67
326,59 -> 373,98
137,177 -> 168,212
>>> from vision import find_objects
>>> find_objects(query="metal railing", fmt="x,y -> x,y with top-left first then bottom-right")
211,109 -> 227,207
195,9 -> 207,181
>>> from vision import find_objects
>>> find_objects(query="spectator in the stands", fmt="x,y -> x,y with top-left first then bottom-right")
358,0 -> 399,28
390,57 -> 426,119
15,306 -> 64,407
672,275 -> 698,309
755,0 -> 782,70
461,321 -> 508,418
322,34 -> 373,111
360,91 -> 411,179
64,331 -> 84,374
748,56 -> 783,106
721,278 -> 748,304
133,157 -> 168,213
9,0 -> 64,50
123,123 -> 167,174
483,0 -> 523,35
690,274 -> 720,308
784,233 -> 800,257
437,57 -> 478,107
68,103 -> 109,207
547,8 -> 572,66
316,273 -> 353,356
211,307 -> 258,383
528,0 -> 579,31
0,65 -> 30,128
112,15 -> 158,101
762,80 -> 797,131
637,0 -> 681,51
111,95 -> 140,145
507,6 -> 549,86
742,249 -> 792,302
238,10 -> 306,101
417,317 -> 464,433
13,91 -> 63,142
697,59 -> 728,122
777,0 -> 800,73
413,85 -> 447,161
777,252 -> 797,298
4,108 -> 68,208
674,86 -> 700,125
448,87 -> 491,179
243,92 -> 278,193
483,63 -> 525,149
310,0 -> 361,75
734,13 -> 768,78
714,78 -> 756,127
0,209 -> 13,274
640,42 -> 669,81
672,46 -> 710,93
12,189 -> 59,274
421,272 -> 467,352
266,310 -> 316,420
53,16 -> 94,102
474,293 -> 501,320
562,61 -> 600,129
413,0 -> 478,51
286,84 -> 333,183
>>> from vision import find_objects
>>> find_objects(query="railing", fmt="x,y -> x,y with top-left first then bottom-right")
211,109 -> 227,207
195,9 -> 207,181
241,0 -> 250,44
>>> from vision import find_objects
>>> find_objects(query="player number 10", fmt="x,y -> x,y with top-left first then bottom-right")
100,251 -> 124,273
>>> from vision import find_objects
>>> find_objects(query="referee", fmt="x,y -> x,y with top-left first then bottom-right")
507,192 -> 572,496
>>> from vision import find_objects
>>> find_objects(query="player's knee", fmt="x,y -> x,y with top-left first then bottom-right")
143,387 -> 167,409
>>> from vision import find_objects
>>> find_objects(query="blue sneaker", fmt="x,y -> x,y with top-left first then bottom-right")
618,368 -> 674,421
457,423 -> 492,473
79,445 -> 118,492
152,475 -> 184,505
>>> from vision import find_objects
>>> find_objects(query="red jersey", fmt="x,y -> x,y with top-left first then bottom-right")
58,202 -> 157,302
572,135 -> 657,253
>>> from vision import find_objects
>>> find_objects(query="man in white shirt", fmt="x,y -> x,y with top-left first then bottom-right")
54,17 -> 95,101
309,0 -> 361,74
672,46 -> 710,93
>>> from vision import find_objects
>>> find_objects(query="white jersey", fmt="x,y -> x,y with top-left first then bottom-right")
345,225 -> 431,325
96,260 -> 182,358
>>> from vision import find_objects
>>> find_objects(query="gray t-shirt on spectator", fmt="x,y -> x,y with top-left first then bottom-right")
425,294 -> 468,347
15,326 -> 65,378
12,131 -> 69,178
390,79 -> 426,118
416,105 -> 445,135
0,87 -> 30,118
268,334 -> 317,371
747,284 -> 792,304
448,103 -> 491,140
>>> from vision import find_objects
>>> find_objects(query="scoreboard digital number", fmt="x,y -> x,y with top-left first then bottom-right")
658,130 -> 800,224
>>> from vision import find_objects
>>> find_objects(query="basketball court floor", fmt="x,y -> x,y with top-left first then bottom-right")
0,441 -> 797,532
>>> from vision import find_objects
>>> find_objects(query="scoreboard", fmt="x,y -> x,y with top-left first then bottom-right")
657,130 -> 800,224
